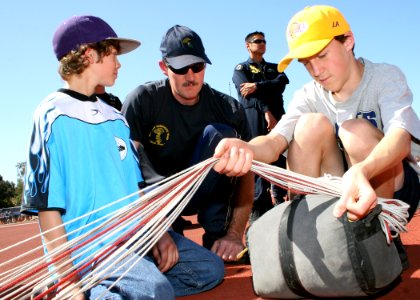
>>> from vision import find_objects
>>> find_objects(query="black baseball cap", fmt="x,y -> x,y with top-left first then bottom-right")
160,25 -> 211,69
53,15 -> 140,60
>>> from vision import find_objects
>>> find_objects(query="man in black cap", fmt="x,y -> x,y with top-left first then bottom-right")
122,25 -> 253,263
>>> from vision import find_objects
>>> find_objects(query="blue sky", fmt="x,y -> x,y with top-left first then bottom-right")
1,0 -> 419,183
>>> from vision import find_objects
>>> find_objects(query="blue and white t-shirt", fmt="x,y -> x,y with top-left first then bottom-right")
22,88 -> 144,267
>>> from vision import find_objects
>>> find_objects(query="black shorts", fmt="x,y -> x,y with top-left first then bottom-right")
393,160 -> 420,221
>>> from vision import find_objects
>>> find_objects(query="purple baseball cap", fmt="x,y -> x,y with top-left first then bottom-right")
160,25 -> 211,69
53,15 -> 140,60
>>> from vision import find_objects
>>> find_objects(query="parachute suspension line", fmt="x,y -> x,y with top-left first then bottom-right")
0,158 -> 409,299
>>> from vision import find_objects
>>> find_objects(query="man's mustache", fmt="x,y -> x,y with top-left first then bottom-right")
182,81 -> 199,87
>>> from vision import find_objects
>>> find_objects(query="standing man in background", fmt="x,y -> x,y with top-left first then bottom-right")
233,31 -> 289,222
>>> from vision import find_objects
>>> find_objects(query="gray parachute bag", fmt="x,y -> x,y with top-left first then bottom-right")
248,194 -> 403,298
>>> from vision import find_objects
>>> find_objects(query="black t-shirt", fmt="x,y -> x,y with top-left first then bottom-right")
122,79 -> 251,176
96,92 -> 122,111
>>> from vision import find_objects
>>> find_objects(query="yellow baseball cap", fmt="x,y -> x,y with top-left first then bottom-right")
278,5 -> 351,72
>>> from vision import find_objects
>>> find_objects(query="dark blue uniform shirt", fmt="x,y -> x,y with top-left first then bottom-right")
232,58 -> 289,120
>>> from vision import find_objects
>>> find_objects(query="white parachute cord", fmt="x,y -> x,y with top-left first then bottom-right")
0,157 -> 411,298
1,160 -> 214,299
0,160 -> 198,269
250,161 -> 342,196
91,160 -> 212,299
0,188 -> 142,276
250,160 -> 409,244
4,200 -> 146,299
377,198 -> 410,244
55,159 -> 215,299
78,159 -> 214,299
2,197 -> 148,299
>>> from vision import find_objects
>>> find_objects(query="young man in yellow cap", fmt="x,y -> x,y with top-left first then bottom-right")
213,5 -> 419,237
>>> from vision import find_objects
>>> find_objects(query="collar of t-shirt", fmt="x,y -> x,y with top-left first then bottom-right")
247,57 -> 266,66
58,88 -> 98,102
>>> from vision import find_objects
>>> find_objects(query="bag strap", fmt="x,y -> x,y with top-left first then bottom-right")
341,205 -> 382,295
279,199 -> 316,298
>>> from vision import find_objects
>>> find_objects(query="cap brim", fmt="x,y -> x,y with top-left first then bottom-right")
277,38 -> 332,72
165,54 -> 211,69
277,57 -> 293,73
107,37 -> 141,55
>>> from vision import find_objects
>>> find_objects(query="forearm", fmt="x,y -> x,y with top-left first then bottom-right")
226,173 -> 254,239
38,211 -> 79,282
249,132 -> 288,164
255,77 -> 288,94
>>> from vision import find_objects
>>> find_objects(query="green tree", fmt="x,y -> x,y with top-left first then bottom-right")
12,179 -> 24,206
0,175 -> 16,208
13,162 -> 26,206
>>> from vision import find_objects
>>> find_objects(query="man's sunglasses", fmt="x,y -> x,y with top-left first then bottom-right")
250,39 -> 266,44
166,62 -> 206,75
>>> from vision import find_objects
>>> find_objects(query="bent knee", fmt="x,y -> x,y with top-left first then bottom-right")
340,119 -> 382,137
339,119 -> 383,158
199,251 -> 225,289
211,254 -> 225,283
294,113 -> 335,141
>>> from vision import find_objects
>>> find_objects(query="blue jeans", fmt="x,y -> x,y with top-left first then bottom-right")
88,231 -> 224,299
185,124 -> 238,235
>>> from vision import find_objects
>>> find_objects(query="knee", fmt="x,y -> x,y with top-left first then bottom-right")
339,119 -> 383,159
205,254 -> 225,288
340,118 -> 379,138
204,123 -> 237,139
152,278 -> 176,300
132,257 -> 175,299
89,276 -> 174,300
294,113 -> 335,142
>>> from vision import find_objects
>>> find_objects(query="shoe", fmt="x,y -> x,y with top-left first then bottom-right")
172,216 -> 192,236
202,231 -> 225,250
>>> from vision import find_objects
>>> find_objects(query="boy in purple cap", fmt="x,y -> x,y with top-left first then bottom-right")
213,5 -> 419,266
122,25 -> 253,263
22,16 -> 223,299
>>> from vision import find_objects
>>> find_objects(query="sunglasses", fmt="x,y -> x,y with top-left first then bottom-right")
166,62 -> 206,75
250,39 -> 266,44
